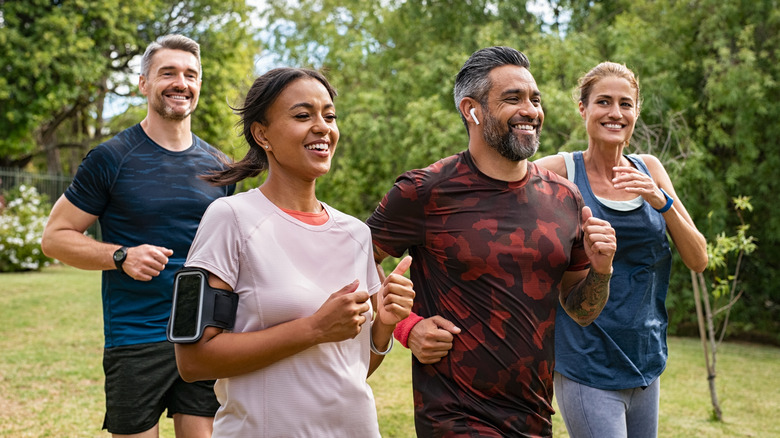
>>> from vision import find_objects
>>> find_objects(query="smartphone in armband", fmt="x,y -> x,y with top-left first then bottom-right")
167,267 -> 239,344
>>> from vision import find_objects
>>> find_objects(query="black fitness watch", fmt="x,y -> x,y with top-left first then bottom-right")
113,246 -> 128,273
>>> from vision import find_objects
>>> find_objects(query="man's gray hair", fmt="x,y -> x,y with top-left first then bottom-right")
453,46 -> 531,129
140,34 -> 202,78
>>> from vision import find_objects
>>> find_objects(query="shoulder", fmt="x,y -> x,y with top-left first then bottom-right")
391,152 -> 464,197
327,207 -> 375,249
204,190 -> 250,216
533,153 -> 567,178
192,135 -> 231,161
81,125 -> 144,168
530,162 -> 578,190
329,206 -> 370,232
404,152 -> 463,180
528,162 -> 584,205
634,154 -> 669,180
635,153 -> 662,168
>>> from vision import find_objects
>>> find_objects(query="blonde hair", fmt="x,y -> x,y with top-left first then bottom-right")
576,61 -> 641,115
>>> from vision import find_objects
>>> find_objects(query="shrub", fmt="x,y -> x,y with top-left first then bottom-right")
0,185 -> 54,272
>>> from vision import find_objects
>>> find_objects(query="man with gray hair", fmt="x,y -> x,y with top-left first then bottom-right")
367,46 -> 616,436
42,34 -> 233,437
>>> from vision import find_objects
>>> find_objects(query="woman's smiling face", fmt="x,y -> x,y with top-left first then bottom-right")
580,76 -> 638,147
254,77 -> 339,182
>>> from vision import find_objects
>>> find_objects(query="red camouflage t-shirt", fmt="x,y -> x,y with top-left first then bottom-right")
367,151 -> 589,437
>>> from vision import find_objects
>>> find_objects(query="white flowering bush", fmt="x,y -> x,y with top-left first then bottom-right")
0,185 -> 54,272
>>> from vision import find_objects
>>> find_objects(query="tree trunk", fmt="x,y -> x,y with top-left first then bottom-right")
691,270 -> 723,421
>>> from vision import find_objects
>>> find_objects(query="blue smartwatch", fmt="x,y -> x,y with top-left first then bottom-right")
655,188 -> 674,213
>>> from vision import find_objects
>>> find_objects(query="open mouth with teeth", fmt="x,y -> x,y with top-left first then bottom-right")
603,123 -> 623,129
305,142 -> 329,151
511,123 -> 536,132
166,94 -> 190,101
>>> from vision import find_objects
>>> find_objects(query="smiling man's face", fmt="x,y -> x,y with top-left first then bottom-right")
481,65 -> 544,162
140,48 -> 201,121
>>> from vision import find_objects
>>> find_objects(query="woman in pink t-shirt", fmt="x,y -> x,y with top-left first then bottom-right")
174,68 -> 415,437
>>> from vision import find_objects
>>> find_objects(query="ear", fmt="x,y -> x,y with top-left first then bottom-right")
138,75 -> 149,97
578,100 -> 587,120
459,97 -> 480,125
250,121 -> 270,150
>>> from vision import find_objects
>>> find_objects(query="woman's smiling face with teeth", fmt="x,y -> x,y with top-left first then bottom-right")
258,77 -> 339,182
579,76 -> 638,147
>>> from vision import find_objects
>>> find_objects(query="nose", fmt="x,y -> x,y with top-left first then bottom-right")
608,102 -> 622,119
312,114 -> 332,134
518,98 -> 540,120
171,72 -> 188,90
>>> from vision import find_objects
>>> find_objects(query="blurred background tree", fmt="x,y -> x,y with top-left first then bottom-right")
2,0 -> 777,343
0,0 -> 260,173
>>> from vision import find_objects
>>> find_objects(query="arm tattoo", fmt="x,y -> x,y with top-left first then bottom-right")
565,270 -> 611,326
372,243 -> 387,264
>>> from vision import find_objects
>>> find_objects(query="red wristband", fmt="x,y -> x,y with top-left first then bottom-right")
393,312 -> 424,348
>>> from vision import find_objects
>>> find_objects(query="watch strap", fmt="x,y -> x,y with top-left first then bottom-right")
655,188 -> 674,213
114,246 -> 129,272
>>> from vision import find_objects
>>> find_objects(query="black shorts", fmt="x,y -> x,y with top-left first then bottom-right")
102,341 -> 219,435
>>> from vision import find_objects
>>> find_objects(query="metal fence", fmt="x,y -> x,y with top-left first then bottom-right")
0,167 -> 101,238
0,167 -> 72,204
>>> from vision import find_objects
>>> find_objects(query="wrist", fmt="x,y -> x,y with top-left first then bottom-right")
371,321 -> 394,354
654,188 -> 674,213
393,313 -> 424,348
370,332 -> 394,355
112,246 -> 128,273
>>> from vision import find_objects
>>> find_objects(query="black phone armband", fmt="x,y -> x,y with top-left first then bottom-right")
166,267 -> 239,344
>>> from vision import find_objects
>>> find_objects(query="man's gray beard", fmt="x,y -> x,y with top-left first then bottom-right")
482,112 -> 540,162
155,104 -> 193,121
150,93 -> 195,121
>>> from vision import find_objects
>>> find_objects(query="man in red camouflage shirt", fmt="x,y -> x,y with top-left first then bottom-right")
367,46 -> 617,437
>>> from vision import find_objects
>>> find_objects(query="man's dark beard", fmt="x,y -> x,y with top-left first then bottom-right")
482,110 -> 540,162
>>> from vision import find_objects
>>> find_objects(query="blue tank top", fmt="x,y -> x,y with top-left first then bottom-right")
554,151 -> 672,390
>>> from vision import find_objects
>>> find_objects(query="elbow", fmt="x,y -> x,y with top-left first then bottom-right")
40,233 -> 54,258
177,365 -> 198,383
566,309 -> 602,327
684,245 -> 709,273
174,346 -> 209,383
573,315 -> 597,327
41,228 -> 52,257
40,227 -> 63,260
175,357 -> 199,383
690,256 -> 708,274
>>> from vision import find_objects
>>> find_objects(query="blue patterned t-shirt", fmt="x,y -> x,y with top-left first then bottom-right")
65,123 -> 235,348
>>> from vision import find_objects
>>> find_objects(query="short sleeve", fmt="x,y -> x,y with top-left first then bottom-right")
185,198 -> 243,288
65,145 -> 117,216
366,171 -> 427,258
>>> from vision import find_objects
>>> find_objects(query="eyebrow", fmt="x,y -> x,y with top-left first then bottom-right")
595,93 -> 634,102
157,65 -> 199,74
288,102 -> 335,111
501,88 -> 542,98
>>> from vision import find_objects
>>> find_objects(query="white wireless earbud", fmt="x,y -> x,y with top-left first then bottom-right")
470,108 -> 480,125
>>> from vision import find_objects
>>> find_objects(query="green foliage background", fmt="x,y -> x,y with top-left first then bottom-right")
258,0 -> 780,343
2,0 -> 777,342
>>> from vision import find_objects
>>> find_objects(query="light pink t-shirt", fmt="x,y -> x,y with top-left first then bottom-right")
186,189 -> 382,438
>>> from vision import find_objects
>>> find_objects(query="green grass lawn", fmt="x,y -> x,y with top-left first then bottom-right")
1,265 -> 778,437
